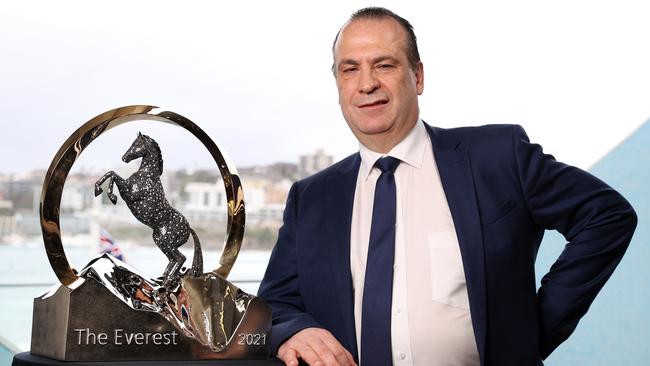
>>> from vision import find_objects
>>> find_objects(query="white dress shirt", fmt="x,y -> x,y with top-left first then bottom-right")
350,120 -> 480,366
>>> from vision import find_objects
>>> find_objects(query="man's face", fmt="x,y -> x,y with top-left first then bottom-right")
333,18 -> 423,148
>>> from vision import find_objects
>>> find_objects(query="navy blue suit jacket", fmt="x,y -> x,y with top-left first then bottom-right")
258,123 -> 637,365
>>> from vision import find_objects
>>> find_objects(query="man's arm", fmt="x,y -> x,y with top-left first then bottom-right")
258,182 -> 321,351
258,183 -> 356,366
512,125 -> 637,358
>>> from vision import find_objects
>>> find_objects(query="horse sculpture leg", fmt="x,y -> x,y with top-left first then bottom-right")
106,175 -> 121,204
94,171 -> 126,205
154,230 -> 186,288
161,249 -> 186,288
94,171 -> 114,196
162,248 -> 186,288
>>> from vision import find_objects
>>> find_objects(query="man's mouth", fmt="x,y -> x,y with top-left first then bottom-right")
358,99 -> 388,108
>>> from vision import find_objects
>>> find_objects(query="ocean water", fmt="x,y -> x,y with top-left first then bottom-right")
0,242 -> 271,352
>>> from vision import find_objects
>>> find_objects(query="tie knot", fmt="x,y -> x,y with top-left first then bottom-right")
374,156 -> 400,174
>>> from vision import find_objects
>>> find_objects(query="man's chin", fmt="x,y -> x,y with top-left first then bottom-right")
357,123 -> 394,136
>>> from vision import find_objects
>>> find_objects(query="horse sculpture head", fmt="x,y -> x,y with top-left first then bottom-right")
122,132 -> 148,163
122,132 -> 164,174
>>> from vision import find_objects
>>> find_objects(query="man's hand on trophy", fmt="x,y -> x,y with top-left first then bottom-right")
278,327 -> 357,366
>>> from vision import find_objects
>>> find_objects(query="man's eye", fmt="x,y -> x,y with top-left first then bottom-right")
342,67 -> 358,73
377,64 -> 394,69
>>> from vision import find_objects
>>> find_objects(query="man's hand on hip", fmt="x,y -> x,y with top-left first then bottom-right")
278,327 -> 357,366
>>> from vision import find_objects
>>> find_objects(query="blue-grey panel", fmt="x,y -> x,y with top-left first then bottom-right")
536,120 -> 650,365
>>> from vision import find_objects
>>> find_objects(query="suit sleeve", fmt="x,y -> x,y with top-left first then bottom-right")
511,125 -> 637,358
257,182 -> 321,355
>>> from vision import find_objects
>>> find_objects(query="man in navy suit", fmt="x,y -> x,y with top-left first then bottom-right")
258,7 -> 637,366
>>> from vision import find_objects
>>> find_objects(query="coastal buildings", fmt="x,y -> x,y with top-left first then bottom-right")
0,149 -> 334,249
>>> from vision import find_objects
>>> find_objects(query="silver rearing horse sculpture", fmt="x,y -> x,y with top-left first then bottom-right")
94,132 -> 202,289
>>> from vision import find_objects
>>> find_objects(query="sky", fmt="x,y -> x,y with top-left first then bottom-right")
1,0 -> 649,175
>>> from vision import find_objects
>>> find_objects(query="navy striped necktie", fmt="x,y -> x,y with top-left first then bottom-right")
361,156 -> 400,365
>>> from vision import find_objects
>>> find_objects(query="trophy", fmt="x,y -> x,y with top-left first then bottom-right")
23,106 -> 278,364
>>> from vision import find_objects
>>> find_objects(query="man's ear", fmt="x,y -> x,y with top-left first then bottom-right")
415,61 -> 424,95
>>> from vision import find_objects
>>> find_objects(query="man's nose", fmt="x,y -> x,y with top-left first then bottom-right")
358,68 -> 379,94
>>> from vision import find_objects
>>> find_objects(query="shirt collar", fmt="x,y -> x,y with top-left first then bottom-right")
358,119 -> 427,181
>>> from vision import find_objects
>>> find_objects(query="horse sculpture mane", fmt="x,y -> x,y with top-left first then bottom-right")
138,133 -> 164,175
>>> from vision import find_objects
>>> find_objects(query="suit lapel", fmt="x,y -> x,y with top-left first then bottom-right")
425,123 -> 487,365
325,153 -> 361,359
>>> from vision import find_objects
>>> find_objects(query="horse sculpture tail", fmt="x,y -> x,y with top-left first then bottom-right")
189,228 -> 203,277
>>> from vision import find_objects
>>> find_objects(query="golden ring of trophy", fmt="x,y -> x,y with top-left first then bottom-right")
40,105 -> 245,287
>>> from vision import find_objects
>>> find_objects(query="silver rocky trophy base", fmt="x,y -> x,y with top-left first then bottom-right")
31,254 -> 271,361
